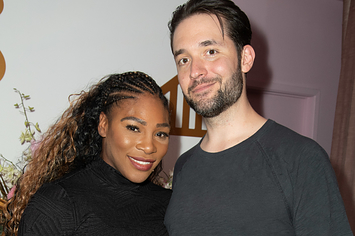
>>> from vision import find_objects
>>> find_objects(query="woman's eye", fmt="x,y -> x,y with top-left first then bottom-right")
157,132 -> 169,139
126,125 -> 139,132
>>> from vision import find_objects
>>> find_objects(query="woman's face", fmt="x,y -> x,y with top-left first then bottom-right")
98,93 -> 170,183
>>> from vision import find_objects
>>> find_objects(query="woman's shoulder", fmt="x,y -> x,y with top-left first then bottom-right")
29,181 -> 73,210
19,182 -> 75,235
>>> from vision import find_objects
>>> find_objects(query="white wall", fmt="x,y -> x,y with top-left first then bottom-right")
0,0 -> 343,173
0,0 -> 185,166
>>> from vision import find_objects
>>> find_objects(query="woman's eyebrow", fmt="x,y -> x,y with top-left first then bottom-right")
157,123 -> 170,128
121,117 -> 170,128
121,116 -> 146,126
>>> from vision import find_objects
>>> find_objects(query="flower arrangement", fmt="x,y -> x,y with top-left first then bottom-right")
0,88 -> 41,201
158,169 -> 173,190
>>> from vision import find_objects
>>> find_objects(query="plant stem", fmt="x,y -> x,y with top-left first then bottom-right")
15,89 -> 35,141
0,154 -> 20,170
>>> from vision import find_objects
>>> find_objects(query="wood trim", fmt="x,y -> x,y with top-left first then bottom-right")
161,75 -> 206,137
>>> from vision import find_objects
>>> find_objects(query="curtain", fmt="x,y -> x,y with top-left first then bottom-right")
330,0 -> 355,232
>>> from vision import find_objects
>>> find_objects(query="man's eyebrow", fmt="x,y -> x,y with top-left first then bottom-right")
121,116 -> 147,126
200,39 -> 218,47
173,39 -> 219,58
173,49 -> 185,59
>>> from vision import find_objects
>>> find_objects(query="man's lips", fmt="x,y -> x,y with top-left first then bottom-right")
189,81 -> 216,94
128,156 -> 155,171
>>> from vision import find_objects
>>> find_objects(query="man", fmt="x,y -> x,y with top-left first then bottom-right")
164,0 -> 353,235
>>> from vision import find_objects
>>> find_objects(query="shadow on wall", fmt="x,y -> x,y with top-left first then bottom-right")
163,135 -> 182,174
247,22 -> 272,116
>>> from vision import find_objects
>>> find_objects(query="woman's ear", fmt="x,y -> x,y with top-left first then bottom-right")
241,45 -> 255,74
98,112 -> 108,138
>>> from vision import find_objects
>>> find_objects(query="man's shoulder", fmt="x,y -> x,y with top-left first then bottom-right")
172,143 -> 200,187
256,120 -> 329,168
175,144 -> 199,170
259,120 -> 324,151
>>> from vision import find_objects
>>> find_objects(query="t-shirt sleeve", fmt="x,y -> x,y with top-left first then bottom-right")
292,143 -> 353,236
172,148 -> 192,189
18,183 -> 75,236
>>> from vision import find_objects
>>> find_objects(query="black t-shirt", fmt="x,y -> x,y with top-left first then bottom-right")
164,120 -> 353,236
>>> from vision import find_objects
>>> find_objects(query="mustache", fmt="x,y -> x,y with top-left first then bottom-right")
188,77 -> 221,93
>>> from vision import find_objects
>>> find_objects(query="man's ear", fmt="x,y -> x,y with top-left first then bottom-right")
241,45 -> 255,74
98,112 -> 108,138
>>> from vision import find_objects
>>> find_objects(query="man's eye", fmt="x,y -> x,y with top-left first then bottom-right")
178,58 -> 189,65
126,125 -> 139,132
207,49 -> 217,55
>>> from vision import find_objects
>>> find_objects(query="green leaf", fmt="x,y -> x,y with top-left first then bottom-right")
35,122 -> 41,132
19,132 -> 25,144
14,103 -> 19,108
23,95 -> 31,100
28,106 -> 35,112
23,130 -> 32,143
24,121 -> 29,127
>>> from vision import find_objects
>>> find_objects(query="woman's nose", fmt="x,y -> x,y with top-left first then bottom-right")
136,136 -> 157,154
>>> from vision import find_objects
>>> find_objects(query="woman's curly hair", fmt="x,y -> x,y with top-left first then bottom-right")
3,71 -> 169,235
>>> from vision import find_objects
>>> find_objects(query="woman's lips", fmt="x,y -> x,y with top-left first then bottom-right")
128,156 -> 154,171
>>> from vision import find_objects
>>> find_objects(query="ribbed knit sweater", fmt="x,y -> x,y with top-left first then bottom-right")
18,158 -> 171,236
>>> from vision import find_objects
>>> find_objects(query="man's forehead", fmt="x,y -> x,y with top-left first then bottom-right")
176,13 -> 223,34
172,14 -> 225,52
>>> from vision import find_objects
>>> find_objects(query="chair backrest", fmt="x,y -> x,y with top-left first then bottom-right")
161,75 -> 206,137
0,197 -> 6,213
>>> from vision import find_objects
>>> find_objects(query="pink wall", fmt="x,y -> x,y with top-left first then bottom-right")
235,0 -> 343,154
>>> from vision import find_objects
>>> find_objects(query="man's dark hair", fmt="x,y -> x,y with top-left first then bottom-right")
168,0 -> 252,56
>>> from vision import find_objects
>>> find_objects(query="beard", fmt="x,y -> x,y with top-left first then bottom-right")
184,66 -> 243,118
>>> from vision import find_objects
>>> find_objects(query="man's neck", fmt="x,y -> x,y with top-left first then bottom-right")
200,98 -> 266,153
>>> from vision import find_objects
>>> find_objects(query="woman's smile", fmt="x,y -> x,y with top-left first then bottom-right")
128,156 -> 155,171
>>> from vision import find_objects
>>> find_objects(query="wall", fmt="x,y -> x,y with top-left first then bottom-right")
238,0 -> 343,160
0,0 -> 343,173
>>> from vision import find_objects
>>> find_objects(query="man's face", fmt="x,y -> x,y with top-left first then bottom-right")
172,13 -> 243,118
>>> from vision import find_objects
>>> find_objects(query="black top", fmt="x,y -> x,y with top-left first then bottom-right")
19,158 -> 172,236
165,120 -> 353,236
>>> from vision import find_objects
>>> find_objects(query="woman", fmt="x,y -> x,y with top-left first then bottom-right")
4,71 -> 172,235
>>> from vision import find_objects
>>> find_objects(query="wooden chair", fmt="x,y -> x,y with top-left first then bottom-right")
0,198 -> 5,210
161,75 -> 206,137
